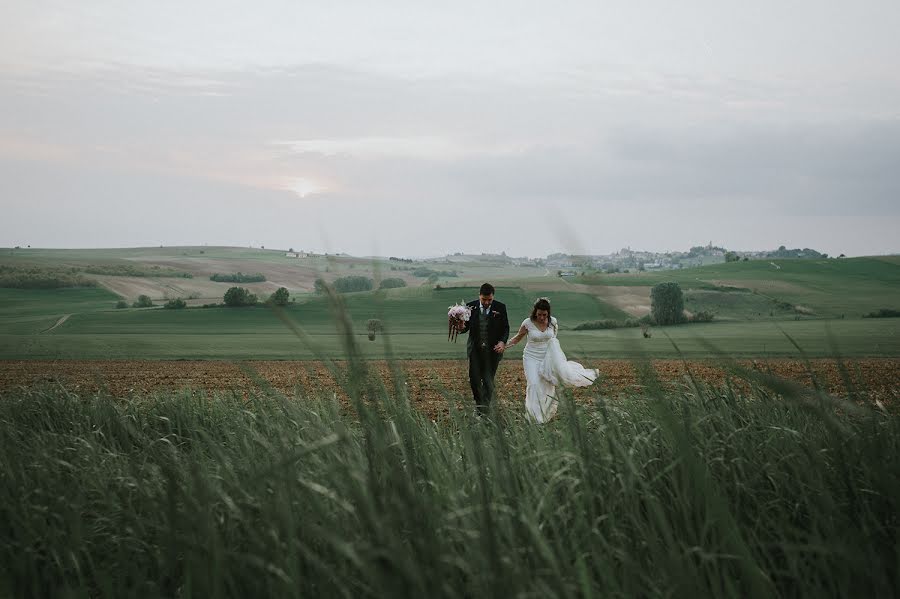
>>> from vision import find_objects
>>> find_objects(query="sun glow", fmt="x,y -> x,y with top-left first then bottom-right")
286,177 -> 324,198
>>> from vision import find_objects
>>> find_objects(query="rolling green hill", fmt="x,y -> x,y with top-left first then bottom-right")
576,257 -> 900,319
1,248 -> 898,360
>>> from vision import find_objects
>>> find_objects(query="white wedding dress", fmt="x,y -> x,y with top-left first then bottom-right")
521,317 -> 598,423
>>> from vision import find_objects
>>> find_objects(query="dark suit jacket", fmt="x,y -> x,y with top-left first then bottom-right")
460,299 -> 510,357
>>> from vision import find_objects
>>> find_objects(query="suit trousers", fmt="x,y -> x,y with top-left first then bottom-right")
469,346 -> 502,414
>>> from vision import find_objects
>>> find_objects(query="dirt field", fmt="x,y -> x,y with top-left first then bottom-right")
1,359 -> 896,420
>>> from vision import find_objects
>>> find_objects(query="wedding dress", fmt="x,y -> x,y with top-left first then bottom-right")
521,317 -> 598,423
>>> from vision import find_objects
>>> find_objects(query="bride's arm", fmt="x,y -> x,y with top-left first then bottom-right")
505,325 -> 528,348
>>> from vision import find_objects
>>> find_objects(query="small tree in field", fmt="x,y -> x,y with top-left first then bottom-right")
367,318 -> 384,341
223,287 -> 258,307
269,287 -> 290,306
133,295 -> 153,308
650,282 -> 685,325
163,298 -> 187,309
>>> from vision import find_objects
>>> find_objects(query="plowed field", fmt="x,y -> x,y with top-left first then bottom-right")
1,359 -> 896,419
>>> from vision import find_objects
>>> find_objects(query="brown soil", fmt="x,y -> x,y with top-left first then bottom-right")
1,359 -> 896,420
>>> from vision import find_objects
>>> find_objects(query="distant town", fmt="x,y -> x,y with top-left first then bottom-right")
428,244 -> 834,275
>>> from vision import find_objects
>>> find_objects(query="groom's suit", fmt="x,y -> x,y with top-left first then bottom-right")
459,299 -> 510,414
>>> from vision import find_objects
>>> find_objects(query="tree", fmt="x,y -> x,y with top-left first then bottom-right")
725,251 -> 740,262
367,318 -> 384,340
115,300 -> 128,309
223,286 -> 258,307
332,276 -> 374,293
269,287 -> 290,306
650,282 -> 685,325
132,295 -> 153,308
163,298 -> 187,309
313,278 -> 327,294
379,278 -> 407,289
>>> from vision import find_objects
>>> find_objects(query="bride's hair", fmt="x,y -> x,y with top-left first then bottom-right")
530,297 -> 556,331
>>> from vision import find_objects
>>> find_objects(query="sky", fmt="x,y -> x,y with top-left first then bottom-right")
1,1 -> 899,258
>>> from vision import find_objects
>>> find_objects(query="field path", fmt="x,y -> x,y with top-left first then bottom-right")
41,314 -> 72,334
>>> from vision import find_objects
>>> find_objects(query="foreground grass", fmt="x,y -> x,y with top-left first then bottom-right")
1,369 -> 897,598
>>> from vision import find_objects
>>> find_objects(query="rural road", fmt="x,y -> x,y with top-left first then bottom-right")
42,314 -> 72,333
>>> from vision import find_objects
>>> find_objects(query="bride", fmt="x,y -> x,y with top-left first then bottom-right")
504,298 -> 599,423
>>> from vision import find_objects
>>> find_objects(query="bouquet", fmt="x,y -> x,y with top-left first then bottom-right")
447,302 -> 472,342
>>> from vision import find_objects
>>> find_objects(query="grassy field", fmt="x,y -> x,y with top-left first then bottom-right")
2,250 -> 898,596
575,257 -> 900,319
1,370 -> 897,597
1,290 -> 898,359
0,287 -> 121,335
1,249 -> 898,360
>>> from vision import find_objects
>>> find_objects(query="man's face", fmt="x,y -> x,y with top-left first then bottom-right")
479,293 -> 494,309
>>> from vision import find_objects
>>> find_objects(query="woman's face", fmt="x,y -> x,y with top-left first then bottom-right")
535,309 -> 549,325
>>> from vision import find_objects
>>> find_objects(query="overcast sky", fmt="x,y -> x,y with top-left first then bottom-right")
2,1 -> 899,257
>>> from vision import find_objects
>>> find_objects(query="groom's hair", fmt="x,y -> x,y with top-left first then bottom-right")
479,283 -> 495,296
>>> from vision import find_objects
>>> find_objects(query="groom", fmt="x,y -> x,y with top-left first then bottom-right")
457,283 -> 510,415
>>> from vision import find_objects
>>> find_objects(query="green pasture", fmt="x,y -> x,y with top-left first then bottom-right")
0,287 -> 121,335
576,257 -> 900,318
1,313 -> 897,361
0,252 -> 898,360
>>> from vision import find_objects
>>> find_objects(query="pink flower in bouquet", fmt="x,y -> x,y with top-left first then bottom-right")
447,302 -> 472,342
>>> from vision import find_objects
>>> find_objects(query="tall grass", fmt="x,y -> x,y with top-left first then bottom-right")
1,373 -> 897,598
2,291 -> 898,597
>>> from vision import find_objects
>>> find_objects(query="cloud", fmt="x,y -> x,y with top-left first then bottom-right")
1,62 -> 898,256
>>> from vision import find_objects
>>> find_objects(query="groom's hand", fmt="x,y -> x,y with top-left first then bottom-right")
493,341 -> 506,353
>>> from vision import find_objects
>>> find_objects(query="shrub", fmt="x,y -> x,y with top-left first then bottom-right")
132,295 -> 153,308
689,310 -> 715,323
163,298 -> 187,310
650,282 -> 685,325
412,267 -> 457,278
223,287 -> 258,307
115,300 -> 128,309
332,276 -> 374,293
863,308 -> 900,318
269,287 -> 290,306
210,273 -> 266,283
85,265 -> 192,278
379,278 -> 407,290
0,266 -> 98,289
